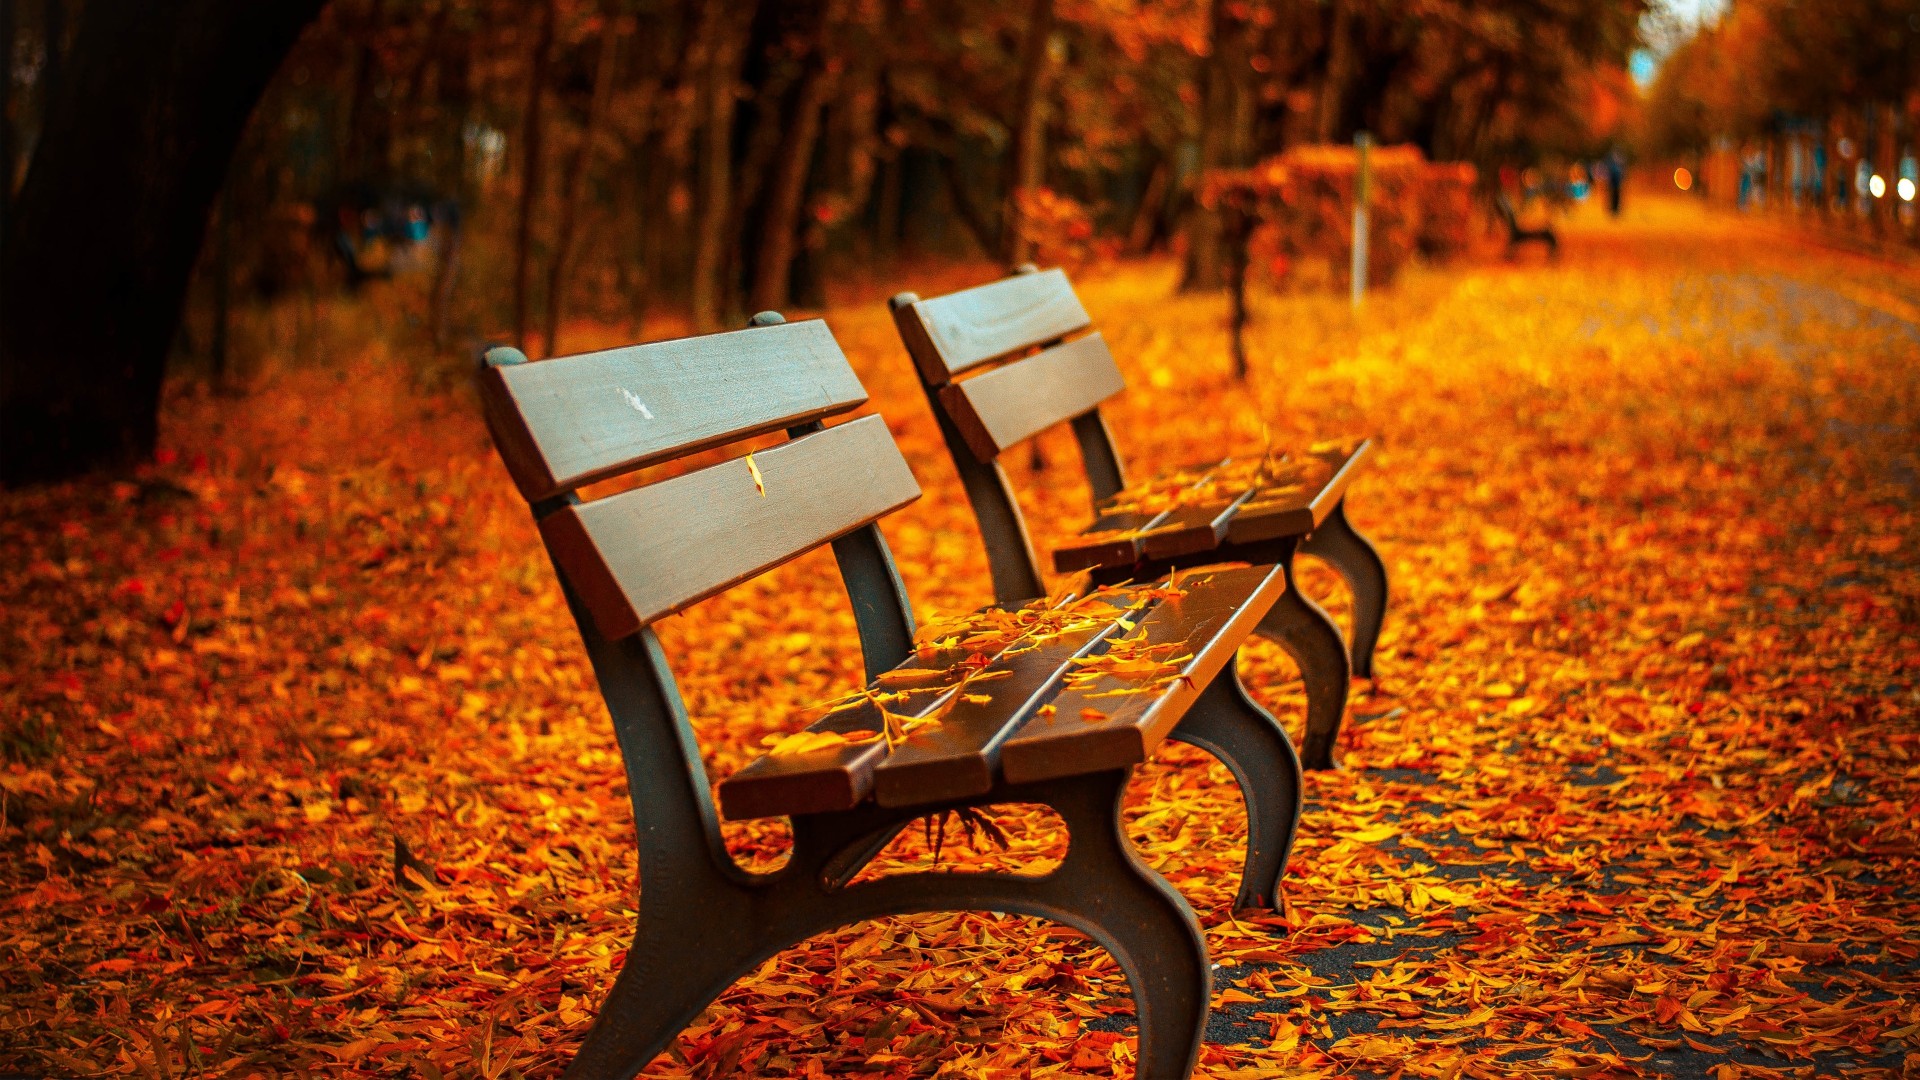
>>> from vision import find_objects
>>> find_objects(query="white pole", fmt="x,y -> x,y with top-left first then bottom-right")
1352,131 -> 1372,310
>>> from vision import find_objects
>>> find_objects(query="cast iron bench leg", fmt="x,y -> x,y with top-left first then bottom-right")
562,772 -> 1209,1080
1254,545 -> 1351,770
1168,658 -> 1302,910
1297,500 -> 1389,679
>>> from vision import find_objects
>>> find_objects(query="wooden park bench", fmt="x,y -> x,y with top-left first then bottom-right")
476,313 -> 1306,1079
891,267 -> 1389,770
1494,192 -> 1558,257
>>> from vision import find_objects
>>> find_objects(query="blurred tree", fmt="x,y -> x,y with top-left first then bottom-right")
0,0 -> 324,485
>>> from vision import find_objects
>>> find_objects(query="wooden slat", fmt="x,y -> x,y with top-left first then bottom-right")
715,697 -> 895,821
716,653 -> 970,821
896,268 -> 1092,384
937,333 -> 1126,462
538,415 -> 920,640
869,596 -> 1138,807
1223,440 -> 1373,546
717,595 -> 1131,819
1050,461 -> 1230,573
1000,565 -> 1287,784
1138,485 -> 1259,560
479,319 -> 868,502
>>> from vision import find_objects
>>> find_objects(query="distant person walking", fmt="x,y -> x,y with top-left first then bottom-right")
1604,150 -> 1624,217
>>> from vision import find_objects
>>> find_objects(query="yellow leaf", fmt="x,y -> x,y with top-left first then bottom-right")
746,451 -> 765,496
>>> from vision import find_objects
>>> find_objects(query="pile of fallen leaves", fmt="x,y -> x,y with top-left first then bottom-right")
2,198 -> 1918,1078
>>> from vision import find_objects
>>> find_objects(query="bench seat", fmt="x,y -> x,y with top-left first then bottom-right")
1053,439 -> 1373,573
718,563 -> 1285,820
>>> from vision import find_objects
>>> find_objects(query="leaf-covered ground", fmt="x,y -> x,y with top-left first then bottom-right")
3,200 -> 1918,1078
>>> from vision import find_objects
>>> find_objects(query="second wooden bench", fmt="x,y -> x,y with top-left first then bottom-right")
890,266 -> 1391,769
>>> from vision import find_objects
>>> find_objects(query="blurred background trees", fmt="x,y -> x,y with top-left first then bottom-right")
1642,0 -> 1920,222
1,0 -> 1660,484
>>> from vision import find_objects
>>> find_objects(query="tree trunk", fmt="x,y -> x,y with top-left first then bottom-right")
512,0 -> 557,351
1181,0 -> 1250,291
544,0 -> 623,357
747,59 -> 832,313
341,0 -> 392,183
210,183 -> 232,388
1003,0 -> 1056,266
1,0 -> 14,257
1127,153 -> 1169,254
0,0 -> 324,487
1316,0 -> 1353,142
690,0 -> 745,331
41,0 -> 60,109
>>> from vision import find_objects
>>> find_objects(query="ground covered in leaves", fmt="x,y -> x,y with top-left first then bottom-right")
3,199 -> 1918,1078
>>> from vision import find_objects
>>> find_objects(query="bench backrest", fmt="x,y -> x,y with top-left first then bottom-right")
894,268 -> 1128,463
892,267 -> 1132,603
480,319 -> 922,641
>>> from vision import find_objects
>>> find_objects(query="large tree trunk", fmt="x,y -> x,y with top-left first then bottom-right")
41,0 -> 60,108
1003,0 -> 1056,266
512,0 -> 557,351
0,1 -> 324,487
544,0 -> 623,357
1,0 -> 14,257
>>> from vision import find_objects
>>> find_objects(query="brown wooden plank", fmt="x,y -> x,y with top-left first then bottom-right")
999,565 -> 1287,784
479,319 -> 868,502
1049,460 -> 1229,573
869,593 -> 1143,807
538,415 -> 920,640
895,268 -> 1092,384
714,696 -> 895,821
717,593 -> 1131,819
1137,485 -> 1258,560
938,333 -> 1126,462
1224,439 -> 1373,546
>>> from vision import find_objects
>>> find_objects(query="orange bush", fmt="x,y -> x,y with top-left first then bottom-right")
1202,144 -> 1478,290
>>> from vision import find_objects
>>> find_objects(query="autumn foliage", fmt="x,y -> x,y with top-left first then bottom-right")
4,202 -> 1920,1077
1202,146 -> 1480,290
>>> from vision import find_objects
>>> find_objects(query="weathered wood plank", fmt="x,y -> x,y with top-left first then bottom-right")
895,268 -> 1091,384
539,415 -> 920,640
479,319 -> 868,502
938,333 -> 1126,462
999,565 -> 1286,784
869,595 -> 1139,807
714,696 -> 896,821
717,594 -> 1131,819
1050,461 -> 1229,572
1223,440 -> 1373,546
1137,485 -> 1258,561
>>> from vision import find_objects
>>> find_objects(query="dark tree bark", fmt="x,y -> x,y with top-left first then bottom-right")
690,0 -> 746,331
512,0 -> 557,351
341,0 -> 392,182
1003,0 -> 1055,265
41,0 -> 59,109
1181,0 -> 1253,291
1,0 -> 14,257
0,0 -> 325,487
726,0 -> 828,317
545,0 -> 623,357
746,55 -> 831,313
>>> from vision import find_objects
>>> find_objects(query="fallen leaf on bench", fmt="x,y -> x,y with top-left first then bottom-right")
763,729 -> 879,757
744,450 -> 765,496
874,667 -> 951,686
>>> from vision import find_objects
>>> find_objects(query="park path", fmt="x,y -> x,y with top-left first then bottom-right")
0,200 -> 1915,1079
